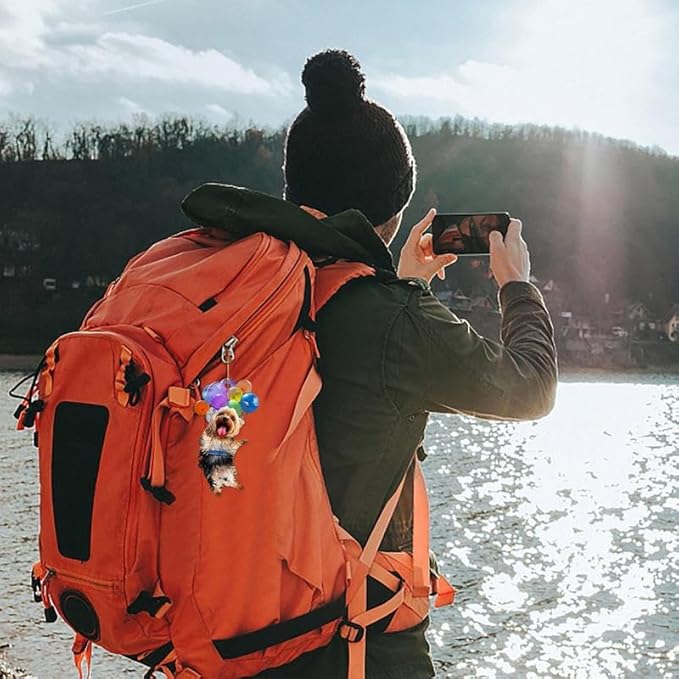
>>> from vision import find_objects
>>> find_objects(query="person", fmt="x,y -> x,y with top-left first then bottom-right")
261,49 -> 558,678
436,221 -> 466,252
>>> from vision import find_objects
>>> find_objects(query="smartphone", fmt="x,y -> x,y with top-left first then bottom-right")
432,212 -> 511,256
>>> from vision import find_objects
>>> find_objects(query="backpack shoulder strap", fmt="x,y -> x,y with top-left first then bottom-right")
314,261 -> 376,313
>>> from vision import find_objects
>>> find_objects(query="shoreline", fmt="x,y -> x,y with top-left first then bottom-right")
1,354 -> 679,375
0,355 -> 42,372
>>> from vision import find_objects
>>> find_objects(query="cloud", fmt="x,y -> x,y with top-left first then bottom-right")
0,1 -> 290,100
118,96 -> 148,114
62,32 -> 287,95
0,69 -> 13,96
205,103 -> 233,119
0,0 -> 61,67
372,0 -> 670,149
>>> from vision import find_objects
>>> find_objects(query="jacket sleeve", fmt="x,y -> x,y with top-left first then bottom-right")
393,281 -> 558,420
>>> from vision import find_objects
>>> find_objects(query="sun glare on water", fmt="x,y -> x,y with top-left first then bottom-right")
425,376 -> 678,677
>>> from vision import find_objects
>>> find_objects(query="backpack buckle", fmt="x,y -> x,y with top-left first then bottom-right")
338,620 -> 365,643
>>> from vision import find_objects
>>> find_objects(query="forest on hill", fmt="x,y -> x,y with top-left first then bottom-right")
0,114 -> 677,353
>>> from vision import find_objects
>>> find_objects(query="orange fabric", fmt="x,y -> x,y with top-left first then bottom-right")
434,574 -> 456,608
412,462 -> 431,597
41,342 -> 58,397
15,409 -> 26,431
346,575 -> 367,679
352,585 -> 406,630
27,226 -> 453,679
175,668 -> 202,678
342,474 -> 409,679
114,345 -> 133,407
149,391 -> 194,488
72,634 -> 92,679
314,261 -> 375,312
275,364 -> 322,451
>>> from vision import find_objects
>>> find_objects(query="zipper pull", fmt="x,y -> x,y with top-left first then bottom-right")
221,336 -> 239,380
42,568 -> 57,622
304,329 -> 320,358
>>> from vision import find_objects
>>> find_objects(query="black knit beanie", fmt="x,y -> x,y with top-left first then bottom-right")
283,50 -> 416,227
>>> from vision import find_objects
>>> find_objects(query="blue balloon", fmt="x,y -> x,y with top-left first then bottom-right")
240,392 -> 259,413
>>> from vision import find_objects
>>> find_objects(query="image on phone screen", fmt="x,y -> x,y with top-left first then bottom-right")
432,212 -> 511,256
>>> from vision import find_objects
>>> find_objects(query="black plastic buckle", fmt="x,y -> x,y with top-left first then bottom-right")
127,590 -> 171,617
338,620 -> 365,643
140,478 -> 176,505
31,574 -> 42,603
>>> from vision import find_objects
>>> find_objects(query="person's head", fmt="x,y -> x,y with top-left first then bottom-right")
283,49 -> 416,245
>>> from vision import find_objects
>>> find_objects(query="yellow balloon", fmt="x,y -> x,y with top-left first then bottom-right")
228,387 -> 243,402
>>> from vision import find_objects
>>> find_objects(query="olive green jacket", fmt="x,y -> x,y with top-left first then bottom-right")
182,184 -> 558,679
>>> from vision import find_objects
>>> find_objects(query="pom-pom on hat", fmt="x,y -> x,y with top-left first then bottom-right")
284,49 -> 416,227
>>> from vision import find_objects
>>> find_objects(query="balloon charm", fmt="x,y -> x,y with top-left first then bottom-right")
197,376 -> 260,494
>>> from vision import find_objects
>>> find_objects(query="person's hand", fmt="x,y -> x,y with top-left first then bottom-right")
489,218 -> 530,287
397,209 -> 457,283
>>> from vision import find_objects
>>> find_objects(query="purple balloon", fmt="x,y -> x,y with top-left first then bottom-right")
202,380 -> 228,408
210,391 -> 229,409
201,382 -> 218,402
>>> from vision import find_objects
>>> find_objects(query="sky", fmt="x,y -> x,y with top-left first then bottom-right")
1,0 -> 678,155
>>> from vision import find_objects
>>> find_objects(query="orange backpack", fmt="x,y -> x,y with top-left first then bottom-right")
17,226 -> 454,679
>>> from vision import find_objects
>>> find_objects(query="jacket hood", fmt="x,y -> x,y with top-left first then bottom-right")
181,183 -> 394,271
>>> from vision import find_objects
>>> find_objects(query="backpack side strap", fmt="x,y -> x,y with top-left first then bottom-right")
336,457 -> 442,679
314,261 -> 376,313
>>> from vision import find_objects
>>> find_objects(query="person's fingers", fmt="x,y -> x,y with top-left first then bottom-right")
505,219 -> 522,244
420,234 -> 434,260
489,230 -> 504,251
431,254 -> 457,280
405,208 -> 436,247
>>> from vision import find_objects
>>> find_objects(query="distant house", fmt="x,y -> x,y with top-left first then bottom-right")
436,290 -> 452,305
666,306 -> 679,343
626,302 -> 651,321
572,318 -> 595,339
0,228 -> 40,282
450,289 -> 472,312
470,295 -> 496,311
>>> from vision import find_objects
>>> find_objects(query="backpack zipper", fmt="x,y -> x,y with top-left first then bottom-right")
45,566 -> 115,590
198,247 -> 310,380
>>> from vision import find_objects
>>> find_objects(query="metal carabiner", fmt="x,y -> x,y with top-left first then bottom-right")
221,336 -> 239,365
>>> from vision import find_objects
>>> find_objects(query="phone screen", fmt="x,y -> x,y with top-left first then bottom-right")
432,212 -> 511,256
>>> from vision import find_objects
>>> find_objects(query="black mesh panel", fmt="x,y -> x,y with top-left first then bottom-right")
52,402 -> 109,560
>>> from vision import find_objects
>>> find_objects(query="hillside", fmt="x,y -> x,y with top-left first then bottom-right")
0,115 -> 677,353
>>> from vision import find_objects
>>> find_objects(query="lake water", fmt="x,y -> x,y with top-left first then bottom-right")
1,372 -> 677,678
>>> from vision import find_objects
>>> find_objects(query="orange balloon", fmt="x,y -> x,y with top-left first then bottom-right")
194,400 -> 210,416
237,379 -> 252,393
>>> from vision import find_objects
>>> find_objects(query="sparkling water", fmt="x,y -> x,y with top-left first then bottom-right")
1,373 -> 677,678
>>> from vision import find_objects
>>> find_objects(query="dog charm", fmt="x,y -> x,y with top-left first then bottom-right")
196,378 -> 260,494
199,406 -> 247,493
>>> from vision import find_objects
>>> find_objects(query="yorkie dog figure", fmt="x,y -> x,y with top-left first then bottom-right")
199,405 -> 247,493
